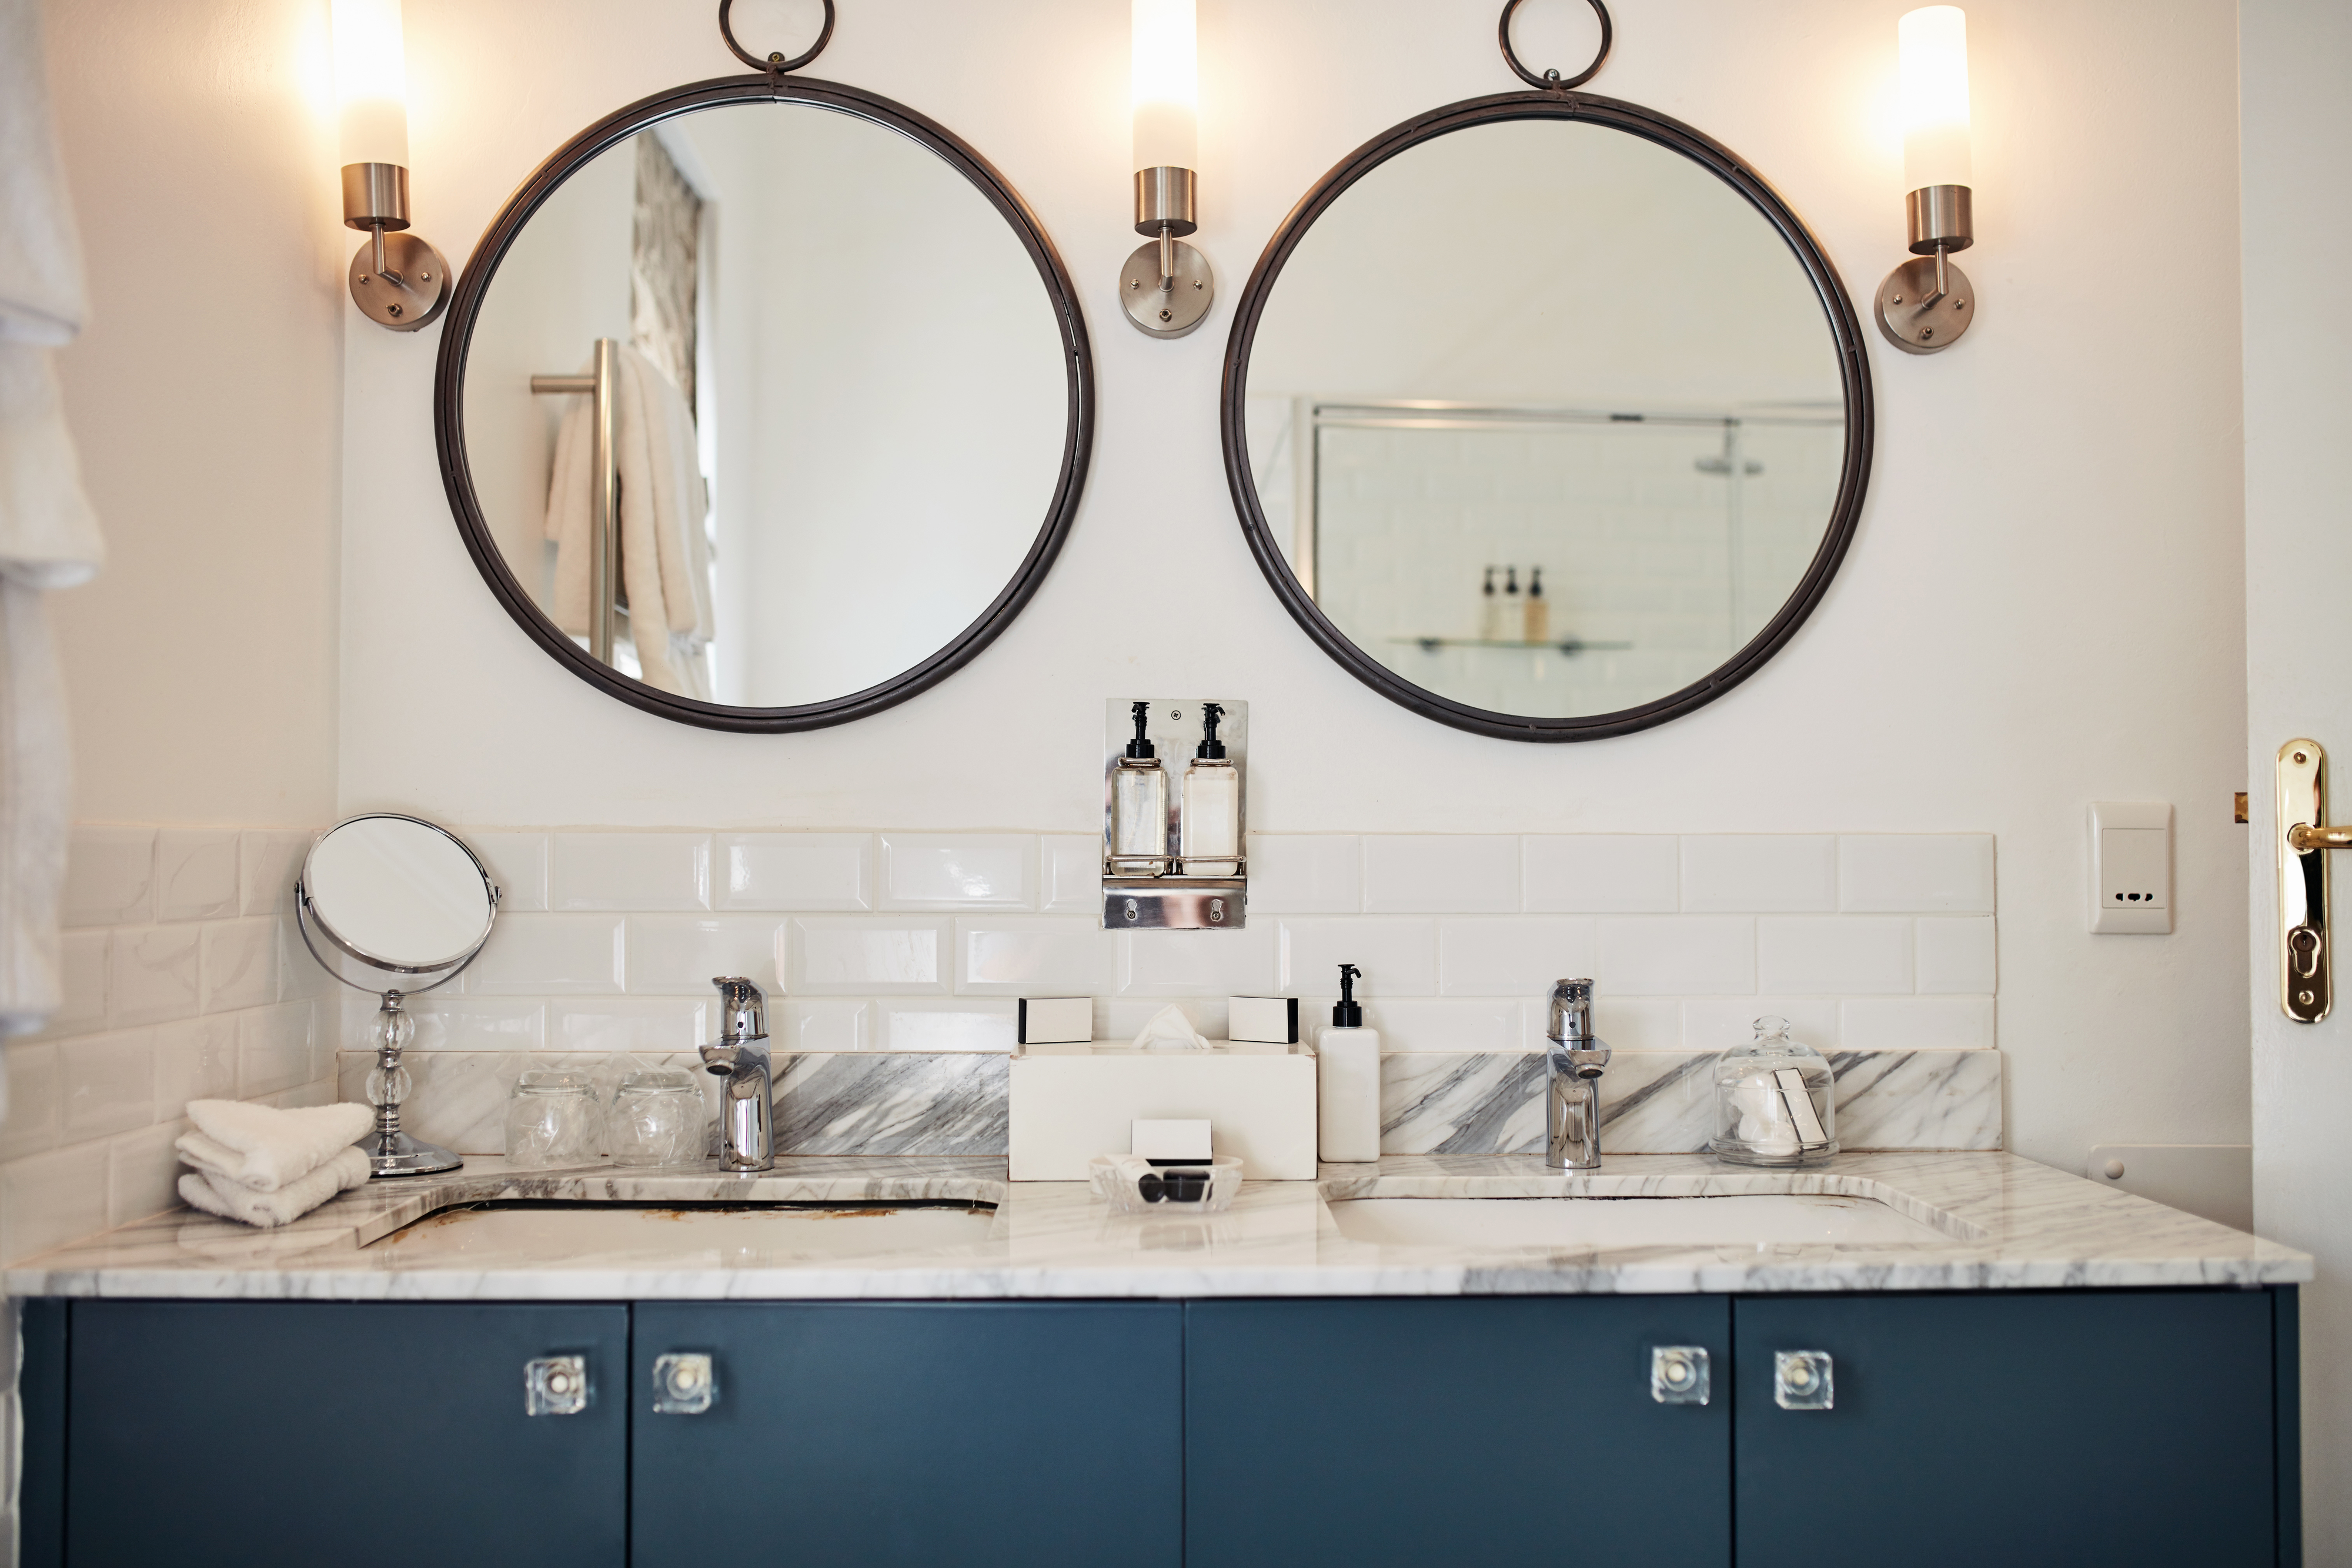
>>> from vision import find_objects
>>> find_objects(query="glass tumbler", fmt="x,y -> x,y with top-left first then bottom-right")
504,1071 -> 603,1169
607,1070 -> 707,1167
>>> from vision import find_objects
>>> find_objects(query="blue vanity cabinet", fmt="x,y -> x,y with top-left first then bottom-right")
1733,1290 -> 2293,1567
1184,1298 -> 1734,1566
58,1299 -> 629,1566
629,1301 -> 1184,1568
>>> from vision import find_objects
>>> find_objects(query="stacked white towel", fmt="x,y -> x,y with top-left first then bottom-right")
175,1100 -> 375,1228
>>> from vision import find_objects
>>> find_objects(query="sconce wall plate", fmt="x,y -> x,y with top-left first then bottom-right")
1122,241 -> 1214,337
350,230 -> 449,332
1875,254 -> 1972,354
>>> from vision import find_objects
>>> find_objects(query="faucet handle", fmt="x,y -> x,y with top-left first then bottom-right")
711,976 -> 768,1041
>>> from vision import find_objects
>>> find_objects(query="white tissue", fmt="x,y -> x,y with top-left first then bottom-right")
1131,1004 -> 1210,1051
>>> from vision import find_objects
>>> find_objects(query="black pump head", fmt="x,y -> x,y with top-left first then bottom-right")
1332,962 -> 1363,1027
1124,699 -> 1156,760
1196,701 -> 1227,760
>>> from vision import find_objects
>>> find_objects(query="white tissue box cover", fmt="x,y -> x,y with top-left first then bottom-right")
1008,1041 -> 1317,1180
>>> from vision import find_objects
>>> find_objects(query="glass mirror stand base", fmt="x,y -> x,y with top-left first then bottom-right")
359,1126 -> 463,1178
362,992 -> 462,1178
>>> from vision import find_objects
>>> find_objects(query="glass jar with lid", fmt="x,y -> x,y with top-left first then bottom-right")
1710,1016 -> 1838,1166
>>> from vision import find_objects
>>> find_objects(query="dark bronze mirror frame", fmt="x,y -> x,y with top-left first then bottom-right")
1220,88 -> 1874,744
433,71 -> 1094,733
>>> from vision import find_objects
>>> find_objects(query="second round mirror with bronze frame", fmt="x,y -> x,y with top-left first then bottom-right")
1222,0 -> 1873,743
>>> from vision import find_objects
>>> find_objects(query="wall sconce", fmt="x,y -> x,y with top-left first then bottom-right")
1875,5 -> 1975,353
333,0 -> 447,332
1122,0 -> 1214,337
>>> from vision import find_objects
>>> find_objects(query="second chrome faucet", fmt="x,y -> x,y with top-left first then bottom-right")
1546,978 -> 1609,1170
701,977 -> 774,1172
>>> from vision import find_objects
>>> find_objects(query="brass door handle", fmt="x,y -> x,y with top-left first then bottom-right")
2288,823 -> 2352,852
2279,740 -> 2340,1022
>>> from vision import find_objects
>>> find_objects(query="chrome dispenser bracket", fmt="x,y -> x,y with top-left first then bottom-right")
2277,738 -> 2352,1022
1102,698 -> 1247,930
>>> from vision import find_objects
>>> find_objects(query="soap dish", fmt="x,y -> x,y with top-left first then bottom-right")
1088,1155 -> 1244,1213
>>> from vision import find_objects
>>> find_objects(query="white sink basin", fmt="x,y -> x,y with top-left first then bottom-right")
376,1202 -> 998,1265
1327,1195 -> 1949,1249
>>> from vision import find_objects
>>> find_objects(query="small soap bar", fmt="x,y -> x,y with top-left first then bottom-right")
1228,995 -> 1299,1045
1132,1118 -> 1212,1161
1018,997 -> 1093,1045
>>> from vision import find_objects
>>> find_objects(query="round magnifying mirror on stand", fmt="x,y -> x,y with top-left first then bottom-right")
296,814 -> 502,1176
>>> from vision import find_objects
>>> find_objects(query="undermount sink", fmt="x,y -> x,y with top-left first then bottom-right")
375,1201 -> 998,1264
1326,1194 -> 1951,1249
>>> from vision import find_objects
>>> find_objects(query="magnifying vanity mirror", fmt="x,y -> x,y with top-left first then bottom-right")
297,814 -> 501,1176
1223,1 -> 1872,741
435,10 -> 1091,731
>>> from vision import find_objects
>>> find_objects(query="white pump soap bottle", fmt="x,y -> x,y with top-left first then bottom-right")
1317,963 -> 1381,1164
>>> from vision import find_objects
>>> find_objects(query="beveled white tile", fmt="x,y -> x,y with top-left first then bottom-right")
1839,835 -> 1996,913
878,834 -> 1036,910
1,1142 -> 111,1262
276,915 -> 335,1001
1438,917 -> 1598,997
1586,997 -> 1683,1051
1101,996 -> 1222,1042
1916,916 -> 1997,994
551,832 -> 712,911
1364,836 -> 1521,914
1118,925 -> 1279,997
152,1017 -> 239,1119
549,997 -> 709,1052
783,999 -> 871,1051
1245,835 -> 1362,915
1039,835 -> 1102,915
239,1001 -> 315,1098
790,917 -> 949,995
108,1119 -> 188,1226
624,915 -> 787,995
45,930 -> 107,1038
0,1042 -> 61,1162
1840,995 -> 1995,1049
64,826 -> 155,927
1596,917 -> 1755,995
199,917 -> 277,1014
463,914 -> 626,995
874,999 -> 1017,1051
1757,917 -> 1914,994
469,831 -> 551,913
1681,997 -> 1841,1052
716,833 -> 874,911
154,830 -> 240,922
956,917 -> 1118,996
1681,835 -> 1838,912
1278,917 -> 1437,995
398,995 -> 544,1052
238,830 -> 312,917
62,1029 -> 154,1139
108,927 -> 199,1027
1522,835 -> 1680,913
1339,997 -> 1520,1052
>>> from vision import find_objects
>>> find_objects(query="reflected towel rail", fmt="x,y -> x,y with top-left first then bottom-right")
530,337 -> 620,664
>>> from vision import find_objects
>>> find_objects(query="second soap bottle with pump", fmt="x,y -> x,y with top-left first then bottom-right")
1180,702 -> 1240,875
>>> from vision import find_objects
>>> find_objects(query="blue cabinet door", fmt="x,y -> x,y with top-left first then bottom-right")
65,1300 -> 627,1567
1185,1298 -> 1733,1567
632,1301 -> 1182,1568
1735,1290 -> 2281,1567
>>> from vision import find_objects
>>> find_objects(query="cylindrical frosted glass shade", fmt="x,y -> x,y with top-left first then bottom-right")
1132,0 -> 1198,173
1898,5 -> 1970,191
332,0 -> 411,168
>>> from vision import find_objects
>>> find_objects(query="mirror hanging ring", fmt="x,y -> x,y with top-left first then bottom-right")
1497,0 -> 1613,92
717,0 -> 836,75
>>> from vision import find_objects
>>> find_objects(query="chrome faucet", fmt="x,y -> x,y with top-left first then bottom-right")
701,977 -> 774,1172
1546,978 -> 1610,1170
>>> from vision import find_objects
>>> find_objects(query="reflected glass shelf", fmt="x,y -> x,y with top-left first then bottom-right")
1389,636 -> 1635,655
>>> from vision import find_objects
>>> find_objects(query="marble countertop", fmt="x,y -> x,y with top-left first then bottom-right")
5,1152 -> 2311,1301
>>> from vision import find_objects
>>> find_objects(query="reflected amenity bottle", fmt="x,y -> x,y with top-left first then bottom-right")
1111,700 -> 1169,875
1502,567 -> 1522,641
1180,701 -> 1240,876
1524,565 -> 1549,643
1478,566 -> 1502,641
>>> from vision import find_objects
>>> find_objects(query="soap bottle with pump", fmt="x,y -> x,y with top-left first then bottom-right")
1317,963 -> 1381,1163
1478,566 -> 1501,641
1502,567 -> 1522,641
1180,701 -> 1240,876
1524,565 -> 1549,643
1110,700 -> 1168,875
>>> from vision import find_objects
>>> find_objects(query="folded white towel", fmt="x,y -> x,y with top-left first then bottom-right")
179,1099 -> 373,1192
178,1147 -> 372,1229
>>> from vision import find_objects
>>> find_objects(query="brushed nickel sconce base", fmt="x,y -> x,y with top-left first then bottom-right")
349,230 -> 450,332
1121,238 -> 1214,337
1875,253 -> 1973,354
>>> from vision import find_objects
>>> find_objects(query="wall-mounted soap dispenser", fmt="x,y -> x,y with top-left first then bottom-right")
1103,698 -> 1247,930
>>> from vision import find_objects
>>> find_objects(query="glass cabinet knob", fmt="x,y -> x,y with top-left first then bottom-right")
653,1352 -> 717,1415
1773,1349 -> 1835,1410
1649,1345 -> 1711,1405
525,1355 -> 589,1416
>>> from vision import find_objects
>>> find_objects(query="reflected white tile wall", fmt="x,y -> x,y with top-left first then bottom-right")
64,827 -> 155,927
1681,835 -> 1836,912
1120,926 -> 1279,997
239,830 -> 310,916
1522,835 -> 1678,912
48,932 -> 105,1037
238,1001 -> 315,1097
624,915 -> 786,994
1438,917 -> 1596,996
956,917 -> 1118,995
199,917 -> 276,1014
791,917 -> 948,994
154,1017 -> 240,1115
107,1120 -> 186,1228
63,1031 -> 153,1138
551,833 -> 711,911
109,927 -> 199,1025
0,1043 -> 59,1162
716,833 -> 873,911
1839,835 -> 1996,912
1756,917 -> 1914,994
1363,836 -> 1519,913
469,831 -> 550,913
464,915 -> 626,995
1245,835 -> 1361,914
155,830 -> 240,922
1598,916 -> 1755,995
878,835 -> 1035,910
1280,917 -> 1437,995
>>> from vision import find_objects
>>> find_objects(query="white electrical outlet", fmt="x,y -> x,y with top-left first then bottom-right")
2089,801 -> 2172,934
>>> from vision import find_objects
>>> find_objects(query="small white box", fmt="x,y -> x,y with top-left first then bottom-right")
1017,997 -> 1094,1045
1131,1118 -> 1212,1161
1228,995 -> 1299,1044
1009,1042 -> 1317,1179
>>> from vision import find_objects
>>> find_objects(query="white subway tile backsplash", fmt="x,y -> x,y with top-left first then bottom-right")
464,914 -> 626,995
1588,997 -> 1683,1051
108,927 -> 199,1026
1840,995 -> 1994,1049
1916,917 -> 1997,994
956,917 -> 1119,996
199,917 -> 277,1014
1363,836 -> 1520,913
876,999 -> 1017,1051
1682,997 -> 1840,1052
154,830 -> 240,922
0,1042 -> 61,1162
62,1031 -> 154,1139
783,999 -> 871,1051
716,833 -> 874,911
396,996 -> 545,1052
268,1081 -> 337,1110
239,1002 -> 315,1098
1279,917 -> 1437,996
1522,835 -> 1679,912
624,915 -> 786,995
1039,835 -> 1103,915
1438,917 -> 1597,997
64,827 -> 155,927
469,831 -> 551,913
2,1142 -> 110,1262
1681,835 -> 1837,912
1598,917 -> 1755,995
548,998 -> 708,1053
238,830 -> 310,917
1345,997 -> 1521,1052
551,833 -> 712,911
1839,835 -> 1996,912
153,1017 -> 240,1117
1244,835 -> 1361,914
47,931 -> 106,1037
791,917 -> 949,995
1758,917 -> 1915,995
1101,996 -> 1227,1042
1120,926 -> 1280,997
107,1119 -> 187,1228
878,834 -> 1036,910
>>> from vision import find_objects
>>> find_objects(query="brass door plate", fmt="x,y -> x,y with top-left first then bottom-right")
2279,739 -> 2330,1022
